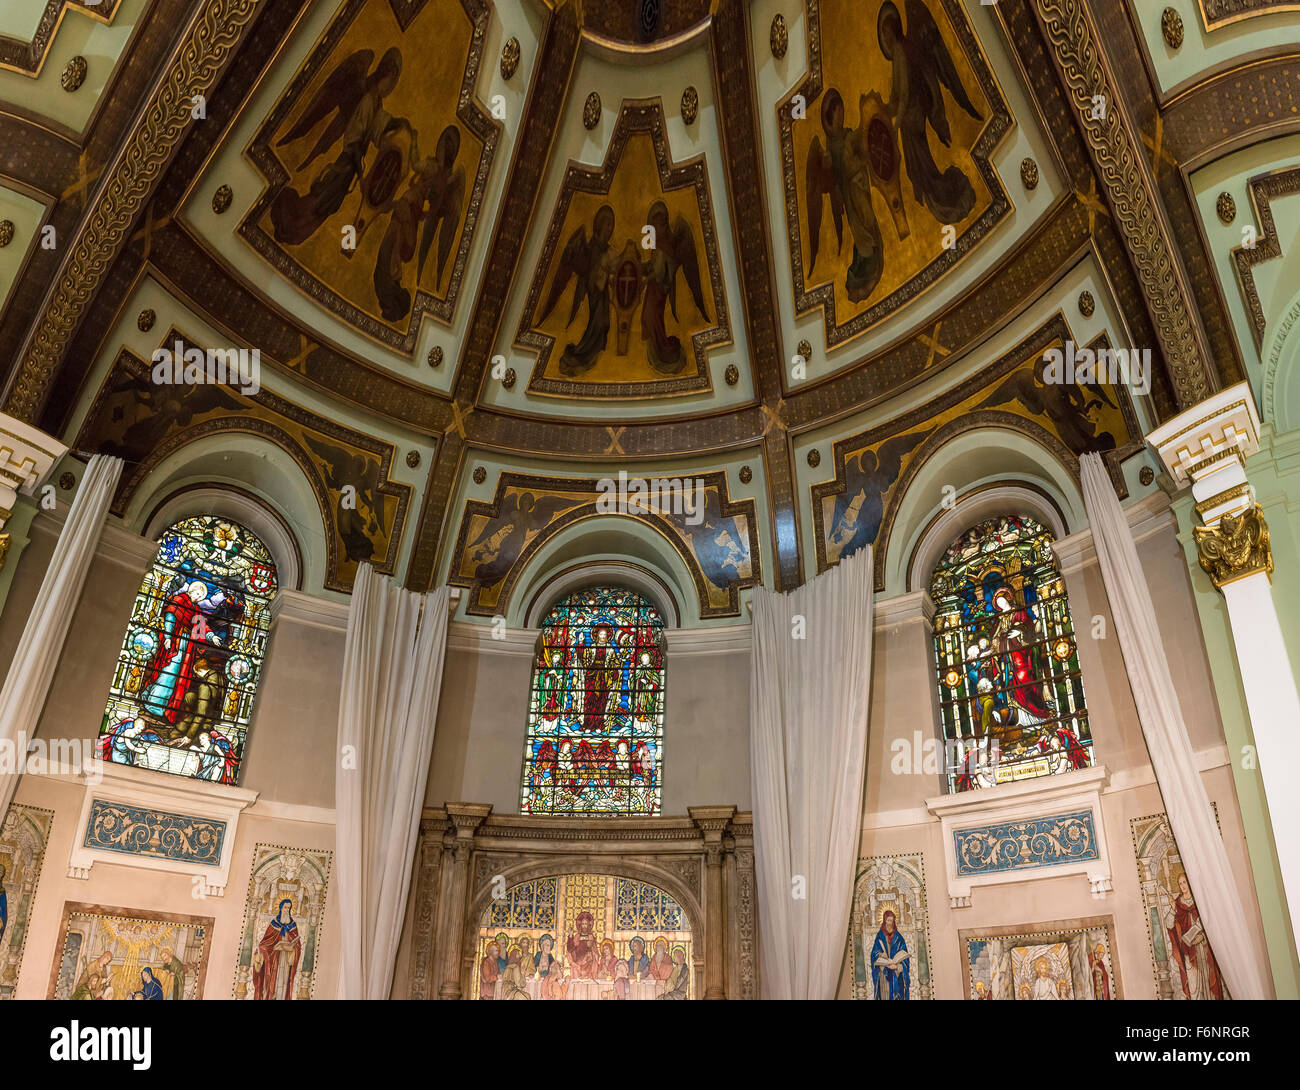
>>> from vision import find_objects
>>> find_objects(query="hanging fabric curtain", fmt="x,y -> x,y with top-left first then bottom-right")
335,563 -> 449,1000
750,546 -> 874,1000
1080,452 -> 1267,999
0,453 -> 123,821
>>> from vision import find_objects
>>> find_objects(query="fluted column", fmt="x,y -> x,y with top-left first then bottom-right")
1148,382 -> 1300,947
436,803 -> 491,1000
690,805 -> 735,1000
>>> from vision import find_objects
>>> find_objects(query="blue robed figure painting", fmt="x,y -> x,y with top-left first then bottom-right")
870,909 -> 910,1000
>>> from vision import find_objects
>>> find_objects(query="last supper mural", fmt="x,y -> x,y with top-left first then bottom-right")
473,875 -> 694,1000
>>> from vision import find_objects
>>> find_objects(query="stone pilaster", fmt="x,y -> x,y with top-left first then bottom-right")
436,803 -> 492,1000
690,804 -> 735,999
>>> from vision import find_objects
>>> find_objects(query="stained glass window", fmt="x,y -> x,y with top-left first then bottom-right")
929,514 -> 1091,793
520,586 -> 665,816
97,516 -> 278,784
474,873 -> 693,999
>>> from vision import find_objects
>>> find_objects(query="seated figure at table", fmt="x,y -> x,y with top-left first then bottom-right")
649,937 -> 673,981
501,947 -> 530,1000
535,933 -> 557,978
566,911 -> 600,980
480,940 -> 500,999
627,936 -> 650,981
656,947 -> 689,1000
613,959 -> 630,1000
542,960 -> 569,1000
598,939 -> 617,980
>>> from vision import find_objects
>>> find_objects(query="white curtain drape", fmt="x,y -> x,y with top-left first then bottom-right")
1080,452 -> 1267,999
750,546 -> 874,1000
335,563 -> 449,1000
0,453 -> 122,821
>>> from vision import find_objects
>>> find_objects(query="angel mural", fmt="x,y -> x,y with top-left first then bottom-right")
878,1 -> 982,224
464,492 -> 575,588
303,434 -> 389,565
540,205 -> 617,376
541,201 -> 709,376
977,354 -> 1119,453
825,428 -> 934,564
268,45 -> 466,325
804,0 -> 985,304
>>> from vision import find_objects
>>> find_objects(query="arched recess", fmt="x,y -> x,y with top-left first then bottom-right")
117,431 -> 328,593
880,422 -> 1086,597
497,514 -> 701,628
1262,283 -> 1300,436
461,855 -> 706,997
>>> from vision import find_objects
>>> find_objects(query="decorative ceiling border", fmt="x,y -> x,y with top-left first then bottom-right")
810,315 -> 1141,589
1232,165 -> 1300,349
448,469 -> 761,619
239,0 -> 500,352
75,336 -> 413,592
515,98 -> 731,399
777,0 -> 1013,350
0,0 -> 122,77
1198,0 -> 1300,29
1030,0 -> 1216,410
0,0 -> 263,424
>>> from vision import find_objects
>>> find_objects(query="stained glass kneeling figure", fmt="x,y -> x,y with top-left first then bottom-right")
521,587 -> 665,816
929,514 -> 1092,792
97,516 -> 278,784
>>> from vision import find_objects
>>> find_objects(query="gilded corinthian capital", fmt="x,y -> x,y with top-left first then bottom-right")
1194,505 -> 1273,588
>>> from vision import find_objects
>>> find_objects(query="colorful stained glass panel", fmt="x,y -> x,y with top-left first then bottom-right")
929,514 -> 1091,793
520,586 -> 665,816
97,516 -> 278,784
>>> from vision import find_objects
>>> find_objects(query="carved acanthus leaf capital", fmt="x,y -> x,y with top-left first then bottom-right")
1194,504 -> 1273,588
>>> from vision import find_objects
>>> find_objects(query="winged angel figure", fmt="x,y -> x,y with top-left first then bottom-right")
303,434 -> 387,565
806,0 -> 982,302
540,200 -> 710,376
270,46 -> 464,322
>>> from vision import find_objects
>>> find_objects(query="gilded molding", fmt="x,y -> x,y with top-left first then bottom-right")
1194,504 -> 1273,587
2,0 -> 261,423
1031,0 -> 1213,409
1232,167 -> 1300,349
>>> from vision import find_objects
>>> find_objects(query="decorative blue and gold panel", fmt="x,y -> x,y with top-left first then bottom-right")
953,809 -> 1098,877
82,799 -> 226,867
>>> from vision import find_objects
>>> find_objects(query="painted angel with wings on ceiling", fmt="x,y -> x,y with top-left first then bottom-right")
878,0 -> 983,224
540,204 -> 618,377
638,200 -> 710,375
464,492 -> 575,588
303,434 -> 387,564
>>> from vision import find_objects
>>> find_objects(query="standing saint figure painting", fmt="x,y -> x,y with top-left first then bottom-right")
871,910 -> 911,999
97,516 -> 278,785
252,900 -> 302,1001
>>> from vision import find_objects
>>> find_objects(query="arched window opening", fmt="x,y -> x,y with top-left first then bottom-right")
97,515 -> 279,784
520,586 -> 665,816
929,514 -> 1091,793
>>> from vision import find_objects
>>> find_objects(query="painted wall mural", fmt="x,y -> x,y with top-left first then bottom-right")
474,874 -> 694,1000
811,316 -> 1142,588
450,470 -> 760,618
780,0 -> 1011,347
516,101 -> 731,398
850,853 -> 931,999
75,336 -> 412,591
0,805 -> 52,1000
234,843 -> 333,1000
961,916 -> 1119,1000
240,0 -> 498,349
48,903 -> 213,1000
1132,812 -> 1229,1000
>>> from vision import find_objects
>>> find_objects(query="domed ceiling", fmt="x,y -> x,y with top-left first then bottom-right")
2,0 -> 1293,621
